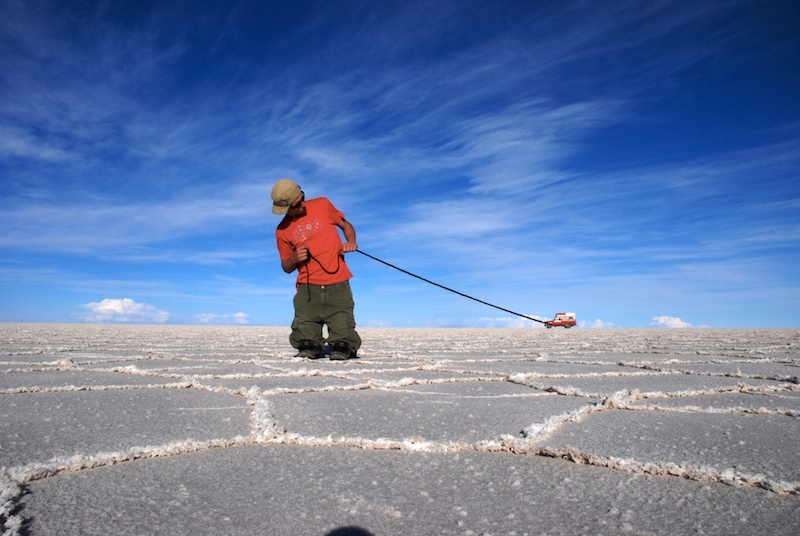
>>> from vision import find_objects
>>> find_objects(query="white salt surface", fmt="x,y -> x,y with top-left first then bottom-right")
1,324 -> 798,535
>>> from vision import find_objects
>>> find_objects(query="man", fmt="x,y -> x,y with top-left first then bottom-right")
271,178 -> 361,360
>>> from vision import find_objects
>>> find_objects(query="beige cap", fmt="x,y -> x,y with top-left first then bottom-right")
271,179 -> 302,215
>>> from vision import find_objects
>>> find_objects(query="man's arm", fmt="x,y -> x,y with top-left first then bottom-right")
338,218 -> 358,252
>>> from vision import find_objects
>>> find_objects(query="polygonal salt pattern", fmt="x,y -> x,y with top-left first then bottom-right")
20,445 -> 800,536
201,374 -> 367,393
0,370 -> 185,390
518,373 -> 792,398
628,391 -> 800,413
268,383 -> 592,443
541,410 -> 800,482
432,359 -> 646,376
1,324 -> 798,535
653,361 -> 800,381
0,389 -> 251,468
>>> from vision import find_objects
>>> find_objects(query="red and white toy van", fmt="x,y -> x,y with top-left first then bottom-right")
545,312 -> 576,329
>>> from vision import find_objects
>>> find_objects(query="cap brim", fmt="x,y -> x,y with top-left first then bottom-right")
272,204 -> 289,215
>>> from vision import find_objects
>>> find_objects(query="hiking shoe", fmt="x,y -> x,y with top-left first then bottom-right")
296,340 -> 323,359
329,340 -> 352,361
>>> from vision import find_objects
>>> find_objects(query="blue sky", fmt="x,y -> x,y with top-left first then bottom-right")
1,0 -> 799,328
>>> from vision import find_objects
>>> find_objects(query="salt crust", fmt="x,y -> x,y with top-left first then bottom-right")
1,325 -> 799,535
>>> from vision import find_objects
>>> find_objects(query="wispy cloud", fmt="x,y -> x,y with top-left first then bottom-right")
0,182 -> 270,253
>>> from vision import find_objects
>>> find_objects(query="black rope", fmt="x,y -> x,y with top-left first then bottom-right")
355,249 -> 546,324
302,251 -> 342,301
308,251 -> 341,275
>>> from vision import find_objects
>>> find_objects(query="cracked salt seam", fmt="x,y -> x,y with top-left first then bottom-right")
1,326 -> 799,534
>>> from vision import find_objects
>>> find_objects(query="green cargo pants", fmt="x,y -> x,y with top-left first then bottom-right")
290,280 -> 361,351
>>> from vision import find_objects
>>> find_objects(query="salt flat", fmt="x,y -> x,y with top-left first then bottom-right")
1,324 -> 798,535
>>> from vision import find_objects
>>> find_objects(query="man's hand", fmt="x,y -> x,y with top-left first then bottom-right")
341,241 -> 358,253
293,245 -> 310,264
283,245 -> 309,273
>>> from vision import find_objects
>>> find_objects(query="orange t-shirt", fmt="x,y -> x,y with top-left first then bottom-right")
276,197 -> 354,287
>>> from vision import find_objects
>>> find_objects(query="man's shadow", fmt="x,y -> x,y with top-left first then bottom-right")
326,526 -> 375,536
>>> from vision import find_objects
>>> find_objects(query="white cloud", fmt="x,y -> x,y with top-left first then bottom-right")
652,315 -> 692,328
196,312 -> 250,325
78,298 -> 171,324
588,319 -> 615,328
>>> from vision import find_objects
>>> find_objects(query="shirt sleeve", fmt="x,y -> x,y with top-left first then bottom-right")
276,231 -> 294,261
322,197 -> 345,225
